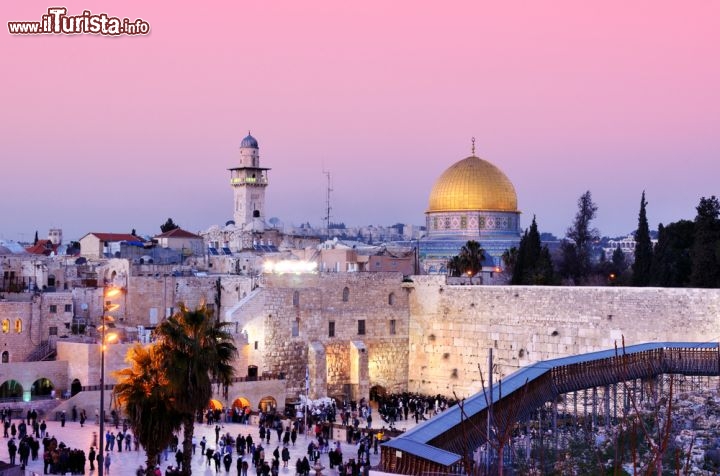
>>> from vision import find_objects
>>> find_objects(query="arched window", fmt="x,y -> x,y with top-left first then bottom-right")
1,352 -> 8,363
14,319 -> 22,334
1,320 -> 9,334
342,287 -> 350,302
292,291 -> 300,307
388,293 -> 395,305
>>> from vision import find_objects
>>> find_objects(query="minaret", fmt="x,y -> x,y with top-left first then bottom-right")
229,132 -> 270,230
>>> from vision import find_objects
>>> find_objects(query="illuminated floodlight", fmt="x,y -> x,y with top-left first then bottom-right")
263,260 -> 318,275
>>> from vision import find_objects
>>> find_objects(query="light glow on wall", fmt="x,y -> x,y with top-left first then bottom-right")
263,260 -> 317,275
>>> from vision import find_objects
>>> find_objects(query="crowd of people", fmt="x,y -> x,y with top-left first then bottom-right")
1,392 -> 452,475
2,408 -> 92,474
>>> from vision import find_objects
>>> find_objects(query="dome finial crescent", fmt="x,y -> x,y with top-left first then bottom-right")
471,137 -> 476,156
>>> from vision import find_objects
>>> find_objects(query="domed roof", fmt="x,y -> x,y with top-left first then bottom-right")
427,155 -> 518,213
240,132 -> 259,149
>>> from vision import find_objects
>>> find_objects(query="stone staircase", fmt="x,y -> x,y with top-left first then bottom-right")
25,340 -> 56,362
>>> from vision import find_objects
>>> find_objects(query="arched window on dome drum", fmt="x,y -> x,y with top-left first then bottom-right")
342,287 -> 350,302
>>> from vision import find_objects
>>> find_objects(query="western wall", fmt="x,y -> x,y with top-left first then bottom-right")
239,273 -> 720,403
406,275 -> 720,398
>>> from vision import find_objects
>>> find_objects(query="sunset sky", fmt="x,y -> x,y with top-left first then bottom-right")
2,1 -> 718,242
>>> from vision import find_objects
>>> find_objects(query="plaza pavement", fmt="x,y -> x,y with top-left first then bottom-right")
0,413 -> 420,476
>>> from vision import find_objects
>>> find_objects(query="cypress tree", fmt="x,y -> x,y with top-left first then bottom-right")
650,221 -> 694,287
690,196 -> 720,287
511,216 -> 555,285
632,191 -> 653,286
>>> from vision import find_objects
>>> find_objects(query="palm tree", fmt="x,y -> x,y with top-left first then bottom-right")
154,304 -> 237,476
113,344 -> 181,475
458,240 -> 485,277
447,256 -> 464,277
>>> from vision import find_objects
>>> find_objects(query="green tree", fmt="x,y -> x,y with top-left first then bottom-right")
511,216 -> 555,285
501,247 -> 518,277
650,221 -> 694,287
447,255 -> 464,277
113,344 -> 182,475
155,304 -> 237,475
458,240 -> 485,277
632,191 -> 653,286
447,241 -> 485,277
690,195 -> 720,288
160,218 -> 180,233
560,191 -> 599,284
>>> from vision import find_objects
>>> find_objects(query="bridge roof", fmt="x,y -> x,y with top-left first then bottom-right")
383,341 -> 718,463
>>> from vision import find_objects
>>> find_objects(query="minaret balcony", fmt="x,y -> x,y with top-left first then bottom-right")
231,176 -> 268,185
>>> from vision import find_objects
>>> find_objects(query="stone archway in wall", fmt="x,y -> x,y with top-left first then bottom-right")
31,378 -> 54,399
258,396 -> 277,413
71,379 -> 82,396
208,399 -> 224,410
369,385 -> 387,411
370,385 -> 387,402
231,397 -> 252,422
0,380 -> 23,400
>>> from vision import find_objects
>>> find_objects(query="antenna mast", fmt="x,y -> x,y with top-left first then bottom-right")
323,170 -> 332,242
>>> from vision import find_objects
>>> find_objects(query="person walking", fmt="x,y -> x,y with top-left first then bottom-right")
104,451 -> 111,474
7,438 -> 16,465
88,446 -> 96,471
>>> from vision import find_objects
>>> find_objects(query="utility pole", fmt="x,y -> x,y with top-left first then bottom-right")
486,348 -> 493,473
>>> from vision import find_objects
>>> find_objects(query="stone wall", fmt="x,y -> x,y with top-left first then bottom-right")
238,272 -> 411,401
407,276 -> 720,398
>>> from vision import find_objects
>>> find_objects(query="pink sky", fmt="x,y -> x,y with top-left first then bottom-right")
1,1 -> 719,242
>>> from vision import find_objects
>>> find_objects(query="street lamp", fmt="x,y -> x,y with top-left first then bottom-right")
98,286 -> 120,476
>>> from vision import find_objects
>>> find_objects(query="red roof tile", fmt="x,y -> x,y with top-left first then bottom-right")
155,228 -> 202,239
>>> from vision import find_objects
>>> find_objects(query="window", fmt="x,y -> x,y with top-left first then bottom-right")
15,319 -> 22,333
358,320 -> 366,335
49,326 -> 58,336
328,321 -> 335,338
165,307 -> 174,318
388,293 -> 395,305
291,319 -> 299,337
293,291 -> 300,307
342,287 -> 349,302
254,341 -> 259,350
1,320 -> 8,334
149,308 -> 158,325
1,352 -> 7,364
389,319 -> 396,335
64,304 -> 72,313
49,305 -> 57,314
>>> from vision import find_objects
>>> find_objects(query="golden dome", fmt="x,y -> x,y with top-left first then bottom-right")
427,155 -> 518,213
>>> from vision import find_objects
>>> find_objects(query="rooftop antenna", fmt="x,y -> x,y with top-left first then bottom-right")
323,170 -> 333,242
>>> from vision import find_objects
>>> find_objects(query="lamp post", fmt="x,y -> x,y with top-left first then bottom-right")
98,287 -> 120,476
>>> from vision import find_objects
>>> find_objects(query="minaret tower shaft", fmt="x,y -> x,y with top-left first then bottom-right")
229,132 -> 270,229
